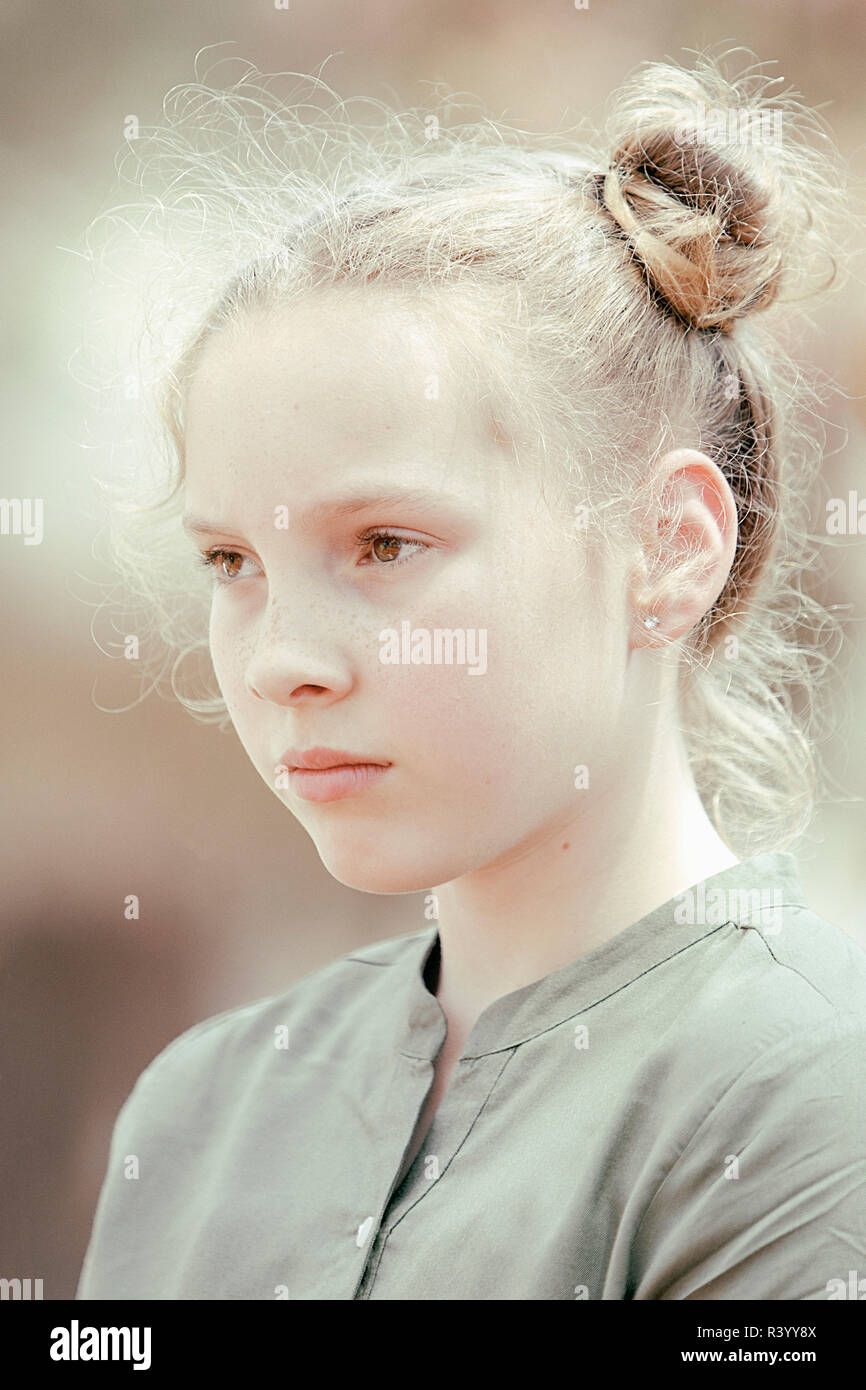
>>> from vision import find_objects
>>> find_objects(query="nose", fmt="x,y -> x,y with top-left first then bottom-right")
243,603 -> 355,707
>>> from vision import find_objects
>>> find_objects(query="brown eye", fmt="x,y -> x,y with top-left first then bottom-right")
199,548 -> 255,586
371,535 -> 406,563
356,529 -> 429,567
216,550 -> 244,579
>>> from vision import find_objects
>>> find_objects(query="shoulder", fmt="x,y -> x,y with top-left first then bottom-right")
630,1005 -> 866,1298
118,925 -> 432,1119
627,897 -> 866,1173
664,898 -> 866,1083
630,908 -> 866,1298
747,898 -> 866,1014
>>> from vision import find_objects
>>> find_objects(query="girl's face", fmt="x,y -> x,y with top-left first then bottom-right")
182,290 -> 637,894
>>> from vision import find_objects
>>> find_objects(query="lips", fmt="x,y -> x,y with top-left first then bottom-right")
278,747 -> 392,803
280,746 -> 391,772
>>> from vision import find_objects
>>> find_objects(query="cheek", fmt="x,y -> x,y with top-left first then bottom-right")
208,611 -> 257,723
209,610 -> 238,688
373,600 -> 598,792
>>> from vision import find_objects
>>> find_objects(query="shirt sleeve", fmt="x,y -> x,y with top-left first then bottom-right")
629,1013 -> 866,1300
76,1063 -> 162,1299
75,1003 -> 263,1300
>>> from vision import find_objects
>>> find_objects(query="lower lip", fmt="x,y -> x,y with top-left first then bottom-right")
288,763 -> 391,803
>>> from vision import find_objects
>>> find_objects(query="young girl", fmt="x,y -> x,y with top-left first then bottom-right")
76,50 -> 866,1300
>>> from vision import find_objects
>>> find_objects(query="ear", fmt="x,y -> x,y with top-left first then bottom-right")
629,447 -> 738,647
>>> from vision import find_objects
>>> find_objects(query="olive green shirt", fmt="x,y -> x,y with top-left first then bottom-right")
76,851 -> 866,1300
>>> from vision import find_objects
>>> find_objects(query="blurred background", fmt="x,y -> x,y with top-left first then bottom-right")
2,0 -> 865,1298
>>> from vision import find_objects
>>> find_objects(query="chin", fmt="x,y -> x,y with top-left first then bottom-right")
315,851 -> 441,896
310,832 -> 470,897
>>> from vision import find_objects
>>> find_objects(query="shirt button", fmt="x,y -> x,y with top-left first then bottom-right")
356,1216 -> 374,1247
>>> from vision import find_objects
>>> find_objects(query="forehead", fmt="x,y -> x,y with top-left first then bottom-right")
183,286 -> 497,461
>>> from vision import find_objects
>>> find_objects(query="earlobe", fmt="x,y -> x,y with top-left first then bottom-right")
626,555 -> 665,648
628,605 -> 667,651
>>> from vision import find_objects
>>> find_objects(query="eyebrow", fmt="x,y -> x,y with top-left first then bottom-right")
181,486 -> 465,537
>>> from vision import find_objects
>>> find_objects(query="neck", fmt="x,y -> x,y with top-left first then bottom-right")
428,725 -> 739,1038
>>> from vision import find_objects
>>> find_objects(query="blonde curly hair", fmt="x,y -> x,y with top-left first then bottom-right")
81,46 -> 850,858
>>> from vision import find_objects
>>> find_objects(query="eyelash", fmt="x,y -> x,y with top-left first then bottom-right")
197,528 -> 430,586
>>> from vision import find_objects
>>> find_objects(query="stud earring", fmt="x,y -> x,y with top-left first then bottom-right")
643,614 -> 660,630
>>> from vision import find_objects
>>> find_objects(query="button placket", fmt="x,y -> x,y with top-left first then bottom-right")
353,1048 -> 516,1298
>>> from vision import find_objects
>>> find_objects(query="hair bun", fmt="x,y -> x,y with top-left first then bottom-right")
596,60 -> 802,333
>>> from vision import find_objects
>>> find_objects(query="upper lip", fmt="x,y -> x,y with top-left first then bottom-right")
280,746 -> 391,771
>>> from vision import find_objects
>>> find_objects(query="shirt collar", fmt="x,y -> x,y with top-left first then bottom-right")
382,850 -> 806,1059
